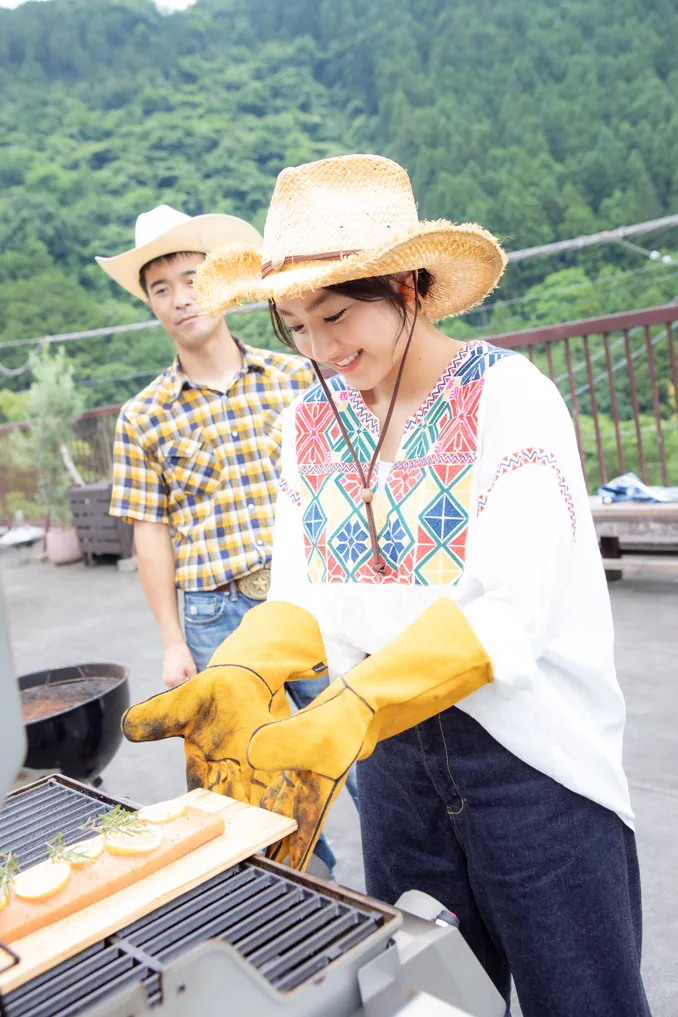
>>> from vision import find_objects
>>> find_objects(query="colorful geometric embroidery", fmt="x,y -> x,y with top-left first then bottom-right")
477,448 -> 577,536
279,477 -> 300,506
295,341 -> 515,585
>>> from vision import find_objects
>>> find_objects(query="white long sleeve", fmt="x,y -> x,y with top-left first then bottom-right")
459,357 -> 582,691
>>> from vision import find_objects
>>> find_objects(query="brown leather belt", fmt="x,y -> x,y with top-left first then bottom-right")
213,567 -> 271,601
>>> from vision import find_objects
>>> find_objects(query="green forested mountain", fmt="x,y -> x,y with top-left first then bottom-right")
1,0 -> 677,412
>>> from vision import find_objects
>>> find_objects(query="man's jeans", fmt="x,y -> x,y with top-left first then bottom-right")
183,588 -> 359,877
358,705 -> 651,1017
183,587 -> 259,673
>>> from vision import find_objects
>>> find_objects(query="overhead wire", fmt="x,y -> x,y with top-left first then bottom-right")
0,304 -> 267,378
0,213 -> 675,387
0,302 -> 267,351
0,345 -> 43,378
464,261 -> 678,317
0,318 -> 160,352
3,263 -> 674,381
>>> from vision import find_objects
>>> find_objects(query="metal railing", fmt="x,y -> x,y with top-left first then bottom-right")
1,303 -> 677,523
490,303 -> 678,490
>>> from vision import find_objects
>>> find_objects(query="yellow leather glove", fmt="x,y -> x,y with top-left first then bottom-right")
121,600 -> 341,870
257,768 -> 348,869
247,597 -> 493,779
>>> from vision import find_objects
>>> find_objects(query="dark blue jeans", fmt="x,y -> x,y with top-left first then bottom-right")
183,588 -> 357,876
358,707 -> 651,1017
184,588 -> 259,672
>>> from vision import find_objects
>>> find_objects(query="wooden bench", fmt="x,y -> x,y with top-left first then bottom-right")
591,502 -> 678,579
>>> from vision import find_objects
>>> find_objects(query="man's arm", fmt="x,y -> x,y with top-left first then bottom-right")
134,521 -> 198,688
110,409 -> 195,687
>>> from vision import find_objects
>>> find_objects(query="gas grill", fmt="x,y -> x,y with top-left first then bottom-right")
0,776 -> 505,1017
0,596 -> 505,1017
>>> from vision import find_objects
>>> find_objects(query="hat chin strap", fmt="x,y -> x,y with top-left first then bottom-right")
311,273 -> 420,575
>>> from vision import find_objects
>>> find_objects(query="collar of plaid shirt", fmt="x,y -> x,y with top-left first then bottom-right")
166,336 -> 267,401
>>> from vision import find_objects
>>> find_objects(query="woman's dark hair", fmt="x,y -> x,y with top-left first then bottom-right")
269,268 -> 435,352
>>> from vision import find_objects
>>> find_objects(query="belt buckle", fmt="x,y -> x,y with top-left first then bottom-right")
237,567 -> 271,601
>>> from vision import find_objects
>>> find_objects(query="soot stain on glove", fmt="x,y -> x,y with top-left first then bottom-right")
120,688 -> 178,742
207,768 -> 223,793
190,688 -> 219,739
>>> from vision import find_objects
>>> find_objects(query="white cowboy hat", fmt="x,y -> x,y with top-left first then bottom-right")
95,205 -> 263,302
195,154 -> 506,322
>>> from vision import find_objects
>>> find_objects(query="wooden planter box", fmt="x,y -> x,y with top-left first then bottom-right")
68,483 -> 133,564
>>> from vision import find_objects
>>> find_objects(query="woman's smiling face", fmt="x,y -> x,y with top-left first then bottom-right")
276,284 -> 411,391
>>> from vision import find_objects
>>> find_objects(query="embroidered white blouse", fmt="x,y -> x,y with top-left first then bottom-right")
268,341 -> 634,828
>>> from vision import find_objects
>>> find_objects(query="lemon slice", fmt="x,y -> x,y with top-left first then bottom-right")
137,799 -> 187,825
0,887 -> 9,911
15,861 -> 71,901
69,836 -> 105,865
105,826 -> 163,857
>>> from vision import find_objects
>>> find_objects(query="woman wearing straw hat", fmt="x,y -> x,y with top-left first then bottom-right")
125,155 -> 650,1016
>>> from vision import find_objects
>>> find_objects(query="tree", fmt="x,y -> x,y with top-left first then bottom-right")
0,0 -> 677,411
17,347 -> 85,525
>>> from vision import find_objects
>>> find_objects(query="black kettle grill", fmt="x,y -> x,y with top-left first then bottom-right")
18,663 -> 130,782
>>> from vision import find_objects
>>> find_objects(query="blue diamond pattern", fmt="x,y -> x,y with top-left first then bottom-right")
381,515 -> 408,568
333,517 -> 370,566
297,343 -> 518,584
421,492 -> 466,543
303,500 -> 326,544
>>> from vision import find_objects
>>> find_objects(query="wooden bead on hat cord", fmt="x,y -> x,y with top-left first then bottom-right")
311,273 -> 421,575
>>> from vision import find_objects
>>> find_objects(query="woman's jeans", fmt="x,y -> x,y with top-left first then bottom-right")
183,588 -> 359,876
358,706 -> 651,1017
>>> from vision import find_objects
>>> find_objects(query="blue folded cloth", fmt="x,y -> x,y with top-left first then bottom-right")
599,472 -> 678,504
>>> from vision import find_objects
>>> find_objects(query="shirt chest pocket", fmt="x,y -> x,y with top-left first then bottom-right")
159,437 -> 220,498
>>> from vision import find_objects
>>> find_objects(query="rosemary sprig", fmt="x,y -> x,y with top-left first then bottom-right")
0,852 -> 21,903
83,805 -> 147,837
46,832 -> 93,865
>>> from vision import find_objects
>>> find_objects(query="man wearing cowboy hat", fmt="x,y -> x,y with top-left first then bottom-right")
98,205 -> 314,689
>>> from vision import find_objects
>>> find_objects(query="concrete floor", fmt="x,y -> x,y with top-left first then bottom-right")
1,550 -> 676,1016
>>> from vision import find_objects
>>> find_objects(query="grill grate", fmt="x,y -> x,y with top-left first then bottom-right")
2,941 -> 148,1017
20,678 -> 123,725
123,863 -> 380,996
1,778 -> 389,1017
0,779 -> 119,869
3,865 -> 383,1017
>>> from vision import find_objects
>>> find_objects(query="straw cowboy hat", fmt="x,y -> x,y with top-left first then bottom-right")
96,205 -> 263,303
195,154 -> 506,321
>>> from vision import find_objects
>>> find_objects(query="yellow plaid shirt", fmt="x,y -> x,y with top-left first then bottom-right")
110,340 -> 313,591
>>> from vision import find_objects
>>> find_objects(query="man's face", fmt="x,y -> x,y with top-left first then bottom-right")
144,252 -> 223,348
